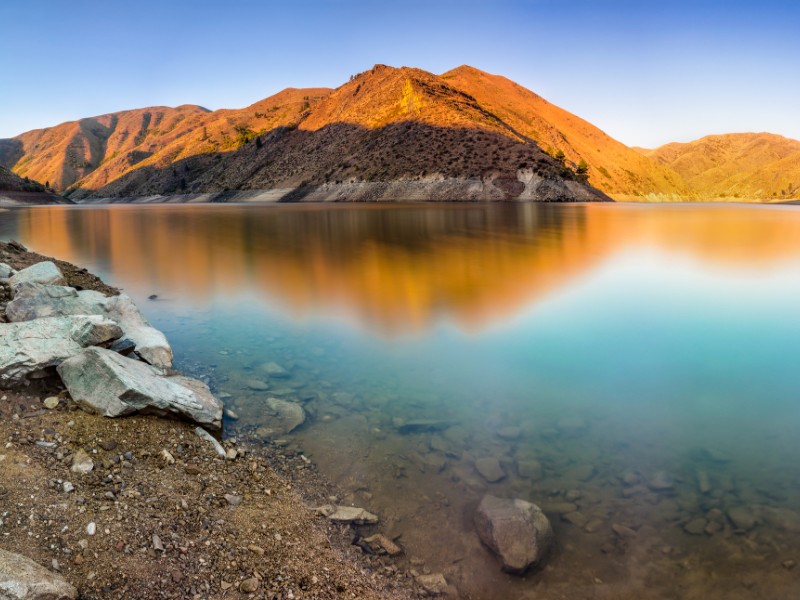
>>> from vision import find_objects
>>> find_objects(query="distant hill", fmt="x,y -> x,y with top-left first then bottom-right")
640,133 -> 800,200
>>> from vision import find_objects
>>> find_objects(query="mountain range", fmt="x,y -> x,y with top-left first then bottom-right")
1,64 -> 798,203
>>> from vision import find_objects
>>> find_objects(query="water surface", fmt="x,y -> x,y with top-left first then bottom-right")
2,203 -> 799,599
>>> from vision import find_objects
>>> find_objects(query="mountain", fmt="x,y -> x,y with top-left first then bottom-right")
640,133 -> 800,200
4,64 -> 798,203
0,65 -> 617,202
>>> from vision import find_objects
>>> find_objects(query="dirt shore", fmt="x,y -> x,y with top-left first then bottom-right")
0,241 -> 423,600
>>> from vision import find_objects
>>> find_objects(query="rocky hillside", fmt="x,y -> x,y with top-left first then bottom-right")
640,133 -> 800,200
0,165 -> 67,204
440,66 -> 687,199
6,64 -> 798,203
0,66 -> 616,202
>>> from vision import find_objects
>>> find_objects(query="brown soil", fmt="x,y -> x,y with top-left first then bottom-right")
0,248 -> 423,600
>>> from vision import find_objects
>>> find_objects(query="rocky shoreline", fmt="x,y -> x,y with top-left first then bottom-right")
0,241 -> 424,599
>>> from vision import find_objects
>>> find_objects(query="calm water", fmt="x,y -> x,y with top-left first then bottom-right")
2,203 -> 800,599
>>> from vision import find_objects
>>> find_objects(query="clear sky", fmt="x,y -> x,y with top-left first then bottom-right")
1,0 -> 798,147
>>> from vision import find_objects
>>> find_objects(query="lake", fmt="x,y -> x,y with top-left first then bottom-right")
2,202 -> 799,599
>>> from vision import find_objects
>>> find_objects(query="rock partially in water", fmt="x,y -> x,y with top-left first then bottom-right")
0,548 -> 77,599
8,261 -> 65,289
0,315 -> 122,387
57,347 -> 223,430
7,284 -> 173,369
363,534 -> 402,556
318,504 -> 379,525
474,495 -> 553,575
0,262 -> 16,279
415,573 -> 448,596
475,457 -> 506,483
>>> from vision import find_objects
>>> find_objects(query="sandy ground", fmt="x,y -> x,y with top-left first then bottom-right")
0,241 -> 423,599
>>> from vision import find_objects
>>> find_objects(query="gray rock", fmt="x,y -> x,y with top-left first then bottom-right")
475,457 -> 506,483
246,378 -> 269,391
727,506 -> 757,531
474,495 -> 553,575
761,507 -> 800,532
415,573 -> 448,596
647,471 -> 674,491
7,284 -> 172,369
0,262 -> 15,279
0,548 -> 77,599
317,504 -> 379,524
516,459 -> 543,480
363,534 -> 402,556
262,361 -> 290,378
71,449 -> 94,475
0,315 -> 123,387
259,397 -> 305,435
194,427 -> 226,457
497,426 -> 521,440
8,262 -> 65,289
684,518 -> 707,535
57,347 -> 222,430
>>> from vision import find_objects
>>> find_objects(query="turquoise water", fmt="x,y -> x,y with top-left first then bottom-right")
2,203 -> 800,599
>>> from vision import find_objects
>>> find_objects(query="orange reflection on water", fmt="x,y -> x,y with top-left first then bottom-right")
14,203 -> 800,335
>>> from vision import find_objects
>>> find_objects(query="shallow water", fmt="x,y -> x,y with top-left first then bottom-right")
2,202 -> 800,598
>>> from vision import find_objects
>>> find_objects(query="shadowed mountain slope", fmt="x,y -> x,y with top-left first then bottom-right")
440,65 -> 687,199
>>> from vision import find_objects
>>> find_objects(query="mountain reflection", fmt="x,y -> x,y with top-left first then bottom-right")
12,204 -> 800,334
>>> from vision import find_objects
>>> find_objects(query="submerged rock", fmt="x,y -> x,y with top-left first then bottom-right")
727,506 -> 757,531
57,347 -> 222,430
474,495 -> 553,575
475,457 -> 506,483
259,397 -> 305,435
396,419 -> 454,434
318,504 -> 379,525
261,361 -> 290,378
0,315 -> 122,387
0,548 -> 77,599
7,284 -> 173,369
8,261 -> 65,289
647,471 -> 674,491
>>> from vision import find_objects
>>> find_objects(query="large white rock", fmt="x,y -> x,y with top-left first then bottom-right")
474,495 -> 553,575
0,548 -> 77,599
0,262 -> 15,279
7,284 -> 172,369
57,347 -> 222,430
0,315 -> 123,387
7,261 -> 65,289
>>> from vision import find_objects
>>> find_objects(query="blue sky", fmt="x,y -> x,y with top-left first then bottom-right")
1,0 -> 798,147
